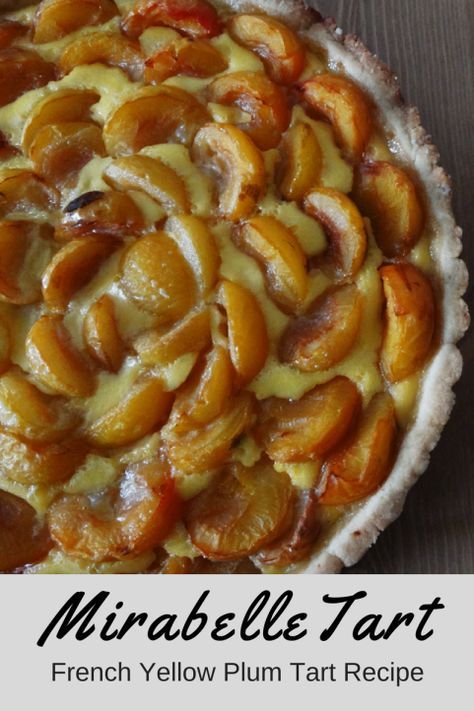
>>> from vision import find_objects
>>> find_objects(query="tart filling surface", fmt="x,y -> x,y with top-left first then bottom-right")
0,0 -> 468,574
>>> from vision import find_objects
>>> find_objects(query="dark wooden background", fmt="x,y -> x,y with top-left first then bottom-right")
314,0 -> 473,573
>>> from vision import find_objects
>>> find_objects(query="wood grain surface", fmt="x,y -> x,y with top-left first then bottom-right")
314,0 -> 473,573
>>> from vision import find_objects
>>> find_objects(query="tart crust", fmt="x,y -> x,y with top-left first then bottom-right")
215,0 -> 469,572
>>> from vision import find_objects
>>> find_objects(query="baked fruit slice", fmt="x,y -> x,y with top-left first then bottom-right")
0,0 -> 467,575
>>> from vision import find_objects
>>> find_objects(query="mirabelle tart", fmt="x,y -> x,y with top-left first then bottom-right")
0,0 -> 467,575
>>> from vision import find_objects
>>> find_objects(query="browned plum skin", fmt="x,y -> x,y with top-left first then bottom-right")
256,376 -> 362,462
48,459 -> 182,562
185,462 -> 294,561
279,284 -> 363,372
254,489 -> 320,568
0,490 -> 53,572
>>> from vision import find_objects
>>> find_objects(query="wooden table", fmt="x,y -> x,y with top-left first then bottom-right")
315,0 -> 473,573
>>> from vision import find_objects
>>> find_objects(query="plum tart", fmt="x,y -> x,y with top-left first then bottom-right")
0,0 -> 468,574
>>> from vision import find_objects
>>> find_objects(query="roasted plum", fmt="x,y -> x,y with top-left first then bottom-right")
302,73 -> 373,162
33,0 -> 118,44
0,368 -> 78,444
380,263 -> 435,382
104,155 -> 190,214
121,0 -> 221,40
256,376 -> 361,462
60,31 -> 144,81
216,279 -> 269,385
207,71 -> 291,150
134,306 -> 211,366
163,391 -> 255,472
103,86 -> 210,156
48,457 -> 181,561
56,190 -> 145,242
0,48 -> 56,107
192,123 -> 266,220
87,374 -> 173,448
0,171 -> 59,217
185,461 -> 293,560
228,13 -> 306,85
304,187 -> 367,281
0,220 -> 52,305
22,89 -> 100,152
279,283 -> 363,372
353,160 -> 425,258
0,491 -> 53,572
254,489 -> 320,568
232,216 -> 308,313
120,231 -> 197,323
42,237 -> 116,312
26,315 -> 95,398
277,121 -> 322,201
29,122 -> 106,188
83,295 -> 125,372
320,392 -> 397,505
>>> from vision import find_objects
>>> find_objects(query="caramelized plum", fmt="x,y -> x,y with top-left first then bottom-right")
22,89 -> 100,152
192,123 -> 265,220
0,316 -> 10,374
380,263 -> 435,382
33,0 -> 118,44
60,31 -> 144,81
168,345 -> 234,430
42,237 -> 116,311
0,429 -> 87,485
257,376 -> 361,462
0,131 -> 19,161
320,392 -> 397,505
26,315 -> 95,398
87,374 -> 173,448
0,48 -> 56,107
185,461 -> 293,560
166,214 -> 220,296
103,86 -> 210,156
207,71 -> 291,150
83,295 -> 125,372
120,231 -> 196,323
145,38 -> 227,84
0,491 -> 52,572
0,171 -> 59,217
233,216 -> 308,313
29,122 -> 106,188
228,14 -> 306,85
302,73 -> 373,161
278,121 -> 322,201
121,0 -> 221,40
353,161 -> 425,258
0,368 -> 78,444
217,279 -> 269,385
48,458 -> 181,561
279,283 -> 363,371
0,220 -> 52,305
304,187 -> 367,280
104,155 -> 189,214
163,391 -> 255,472
254,489 -> 320,568
56,189 -> 144,241
134,306 -> 211,366
0,21 -> 27,51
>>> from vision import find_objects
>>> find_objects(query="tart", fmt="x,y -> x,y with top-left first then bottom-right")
0,0 -> 468,574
